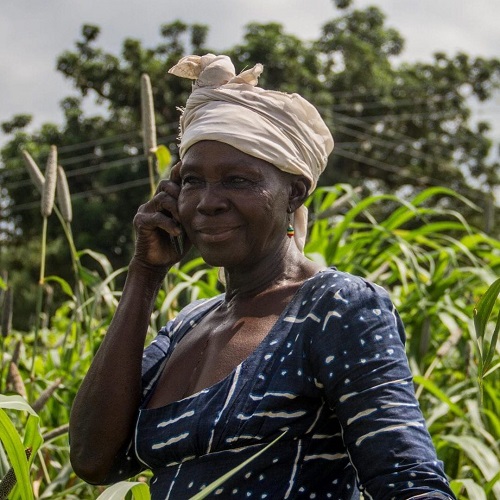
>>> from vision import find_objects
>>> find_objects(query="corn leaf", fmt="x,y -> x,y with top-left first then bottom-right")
0,409 -> 33,500
473,277 -> 500,341
450,478 -> 487,500
96,481 -> 150,500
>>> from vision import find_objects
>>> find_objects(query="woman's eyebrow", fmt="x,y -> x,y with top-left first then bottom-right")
180,160 -> 264,173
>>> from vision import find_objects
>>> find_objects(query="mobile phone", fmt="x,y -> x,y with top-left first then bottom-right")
168,162 -> 184,255
170,231 -> 185,255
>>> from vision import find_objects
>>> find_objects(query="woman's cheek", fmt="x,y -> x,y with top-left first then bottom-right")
177,192 -> 193,229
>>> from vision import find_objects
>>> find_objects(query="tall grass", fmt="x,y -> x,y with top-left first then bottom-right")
0,180 -> 499,498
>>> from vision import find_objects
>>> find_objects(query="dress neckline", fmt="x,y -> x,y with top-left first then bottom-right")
139,267 -> 329,413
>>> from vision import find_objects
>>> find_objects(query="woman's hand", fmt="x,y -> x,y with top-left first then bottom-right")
132,162 -> 191,268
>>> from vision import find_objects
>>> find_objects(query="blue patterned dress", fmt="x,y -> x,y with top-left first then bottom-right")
123,268 -> 455,499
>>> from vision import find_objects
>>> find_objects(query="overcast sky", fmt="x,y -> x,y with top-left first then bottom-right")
1,0 -> 500,149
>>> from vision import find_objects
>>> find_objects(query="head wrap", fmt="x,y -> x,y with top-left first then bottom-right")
169,53 -> 334,251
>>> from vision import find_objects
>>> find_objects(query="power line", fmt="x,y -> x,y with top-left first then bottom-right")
334,112 -> 463,160
5,176 -> 151,213
331,94 -> 450,112
333,122 -> 445,165
3,155 -> 148,191
332,147 -> 484,201
1,97 -> 497,208
2,86 -> 496,180
1,133 -> 178,190
57,130 -> 140,153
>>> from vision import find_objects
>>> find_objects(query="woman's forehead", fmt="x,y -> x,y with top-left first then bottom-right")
182,140 -> 278,171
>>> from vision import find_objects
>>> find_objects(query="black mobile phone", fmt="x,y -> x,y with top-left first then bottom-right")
170,231 -> 185,255
167,162 -> 184,255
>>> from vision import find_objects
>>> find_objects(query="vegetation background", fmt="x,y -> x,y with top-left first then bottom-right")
0,0 -> 499,498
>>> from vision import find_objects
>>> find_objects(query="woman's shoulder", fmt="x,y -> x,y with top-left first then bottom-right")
300,266 -> 391,303
292,266 -> 401,340
144,294 -> 224,360
158,294 -> 225,339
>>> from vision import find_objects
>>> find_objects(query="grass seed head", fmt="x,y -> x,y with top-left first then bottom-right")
7,362 -> 27,399
41,145 -> 58,218
1,287 -> 13,338
0,448 -> 31,498
11,340 -> 22,366
32,377 -> 63,412
22,150 -> 45,193
141,73 -> 157,156
57,166 -> 73,222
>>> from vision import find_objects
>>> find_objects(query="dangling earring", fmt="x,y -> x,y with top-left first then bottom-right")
287,212 -> 295,238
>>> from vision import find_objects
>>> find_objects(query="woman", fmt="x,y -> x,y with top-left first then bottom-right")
70,54 -> 455,499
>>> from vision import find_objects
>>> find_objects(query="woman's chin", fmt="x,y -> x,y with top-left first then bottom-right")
201,253 -> 238,268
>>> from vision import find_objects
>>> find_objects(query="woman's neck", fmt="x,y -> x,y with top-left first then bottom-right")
222,241 -> 322,302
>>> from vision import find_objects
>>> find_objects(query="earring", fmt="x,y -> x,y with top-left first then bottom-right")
287,212 -> 295,238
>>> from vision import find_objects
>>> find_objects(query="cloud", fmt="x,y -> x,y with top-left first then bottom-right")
1,0 -> 499,145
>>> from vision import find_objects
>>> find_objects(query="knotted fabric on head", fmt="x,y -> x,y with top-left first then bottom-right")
168,53 -> 334,251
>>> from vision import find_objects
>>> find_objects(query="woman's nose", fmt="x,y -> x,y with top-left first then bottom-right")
196,182 -> 230,215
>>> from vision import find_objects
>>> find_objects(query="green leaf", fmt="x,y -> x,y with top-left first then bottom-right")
443,435 -> 500,498
0,395 -> 38,417
95,481 -> 150,500
155,145 -> 172,176
23,415 -> 43,465
44,275 -> 74,298
449,478 -> 486,500
473,277 -> 500,341
0,396 -> 43,499
413,376 -> 465,418
473,278 -> 500,375
189,431 -> 286,500
78,249 -> 113,276
485,469 -> 500,496
0,409 -> 33,500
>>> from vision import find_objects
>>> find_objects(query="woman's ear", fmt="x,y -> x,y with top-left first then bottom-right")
288,176 -> 311,212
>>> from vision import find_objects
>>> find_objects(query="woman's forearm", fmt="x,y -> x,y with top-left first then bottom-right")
69,259 -> 168,484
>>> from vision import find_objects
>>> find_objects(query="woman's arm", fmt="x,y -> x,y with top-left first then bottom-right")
69,168 -> 189,484
69,260 -> 166,483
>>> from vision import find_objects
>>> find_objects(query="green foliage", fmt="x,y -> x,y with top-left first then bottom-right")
95,481 -> 150,500
0,396 -> 43,500
473,277 -> 500,400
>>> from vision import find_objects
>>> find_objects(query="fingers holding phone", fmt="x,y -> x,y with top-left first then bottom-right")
133,162 -> 190,267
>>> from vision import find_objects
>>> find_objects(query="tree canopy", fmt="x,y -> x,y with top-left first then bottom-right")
1,1 -> 499,325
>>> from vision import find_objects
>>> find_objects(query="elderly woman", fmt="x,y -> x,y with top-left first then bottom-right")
70,54 -> 455,500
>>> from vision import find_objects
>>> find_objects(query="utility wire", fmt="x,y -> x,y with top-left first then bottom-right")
2,133 -> 178,190
1,89 -> 488,178
4,176 -> 151,213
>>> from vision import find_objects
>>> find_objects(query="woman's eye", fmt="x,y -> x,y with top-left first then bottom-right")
181,176 -> 201,186
225,176 -> 251,186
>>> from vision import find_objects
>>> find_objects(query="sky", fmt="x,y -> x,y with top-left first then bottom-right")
1,0 -> 500,151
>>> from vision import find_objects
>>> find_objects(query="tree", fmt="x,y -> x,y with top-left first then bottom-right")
1,2 -> 499,326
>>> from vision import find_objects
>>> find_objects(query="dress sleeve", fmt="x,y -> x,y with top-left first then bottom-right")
139,325 -> 172,403
307,276 -> 456,499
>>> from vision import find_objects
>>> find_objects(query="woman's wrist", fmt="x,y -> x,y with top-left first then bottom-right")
126,258 -> 170,292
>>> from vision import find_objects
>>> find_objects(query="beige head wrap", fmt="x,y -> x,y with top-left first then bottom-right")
169,54 -> 334,251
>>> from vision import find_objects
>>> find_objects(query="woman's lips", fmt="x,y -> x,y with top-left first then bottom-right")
196,226 -> 240,243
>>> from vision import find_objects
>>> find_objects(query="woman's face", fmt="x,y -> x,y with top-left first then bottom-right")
178,140 -> 294,269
